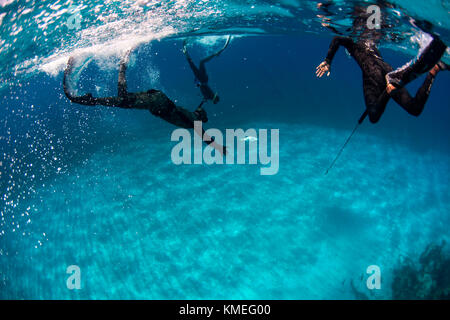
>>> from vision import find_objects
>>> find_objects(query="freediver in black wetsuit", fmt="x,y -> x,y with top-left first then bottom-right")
63,50 -> 226,154
182,36 -> 231,107
315,7 -> 449,124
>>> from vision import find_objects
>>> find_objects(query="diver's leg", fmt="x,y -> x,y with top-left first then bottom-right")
170,106 -> 224,151
64,57 -> 122,107
148,90 -> 225,152
63,57 -> 92,103
66,92 -> 121,107
146,90 -> 207,128
118,61 -> 127,99
386,36 -> 447,87
185,52 -> 205,83
63,57 -> 104,106
200,36 -> 231,65
198,36 -> 231,75
63,57 -> 78,101
389,69 -> 438,117
182,41 -> 202,78
363,80 -> 389,124
118,50 -> 133,99
186,56 -> 201,77
174,105 -> 208,127
90,96 -> 122,107
161,104 -> 208,128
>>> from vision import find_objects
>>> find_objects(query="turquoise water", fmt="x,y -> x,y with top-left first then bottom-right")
3,119 -> 449,299
1,1 -> 450,299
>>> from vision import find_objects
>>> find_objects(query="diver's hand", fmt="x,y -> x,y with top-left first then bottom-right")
316,61 -> 331,78
385,73 -> 398,95
386,83 -> 396,95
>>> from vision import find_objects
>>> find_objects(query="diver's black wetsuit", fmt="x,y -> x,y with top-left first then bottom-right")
324,35 -> 447,123
63,55 -> 208,131
185,52 -> 217,102
183,36 -> 230,104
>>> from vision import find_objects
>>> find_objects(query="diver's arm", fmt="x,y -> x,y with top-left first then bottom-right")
325,36 -> 353,65
316,36 -> 354,78
325,37 -> 353,65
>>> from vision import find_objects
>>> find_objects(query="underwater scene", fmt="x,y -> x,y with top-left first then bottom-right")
0,0 -> 449,300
